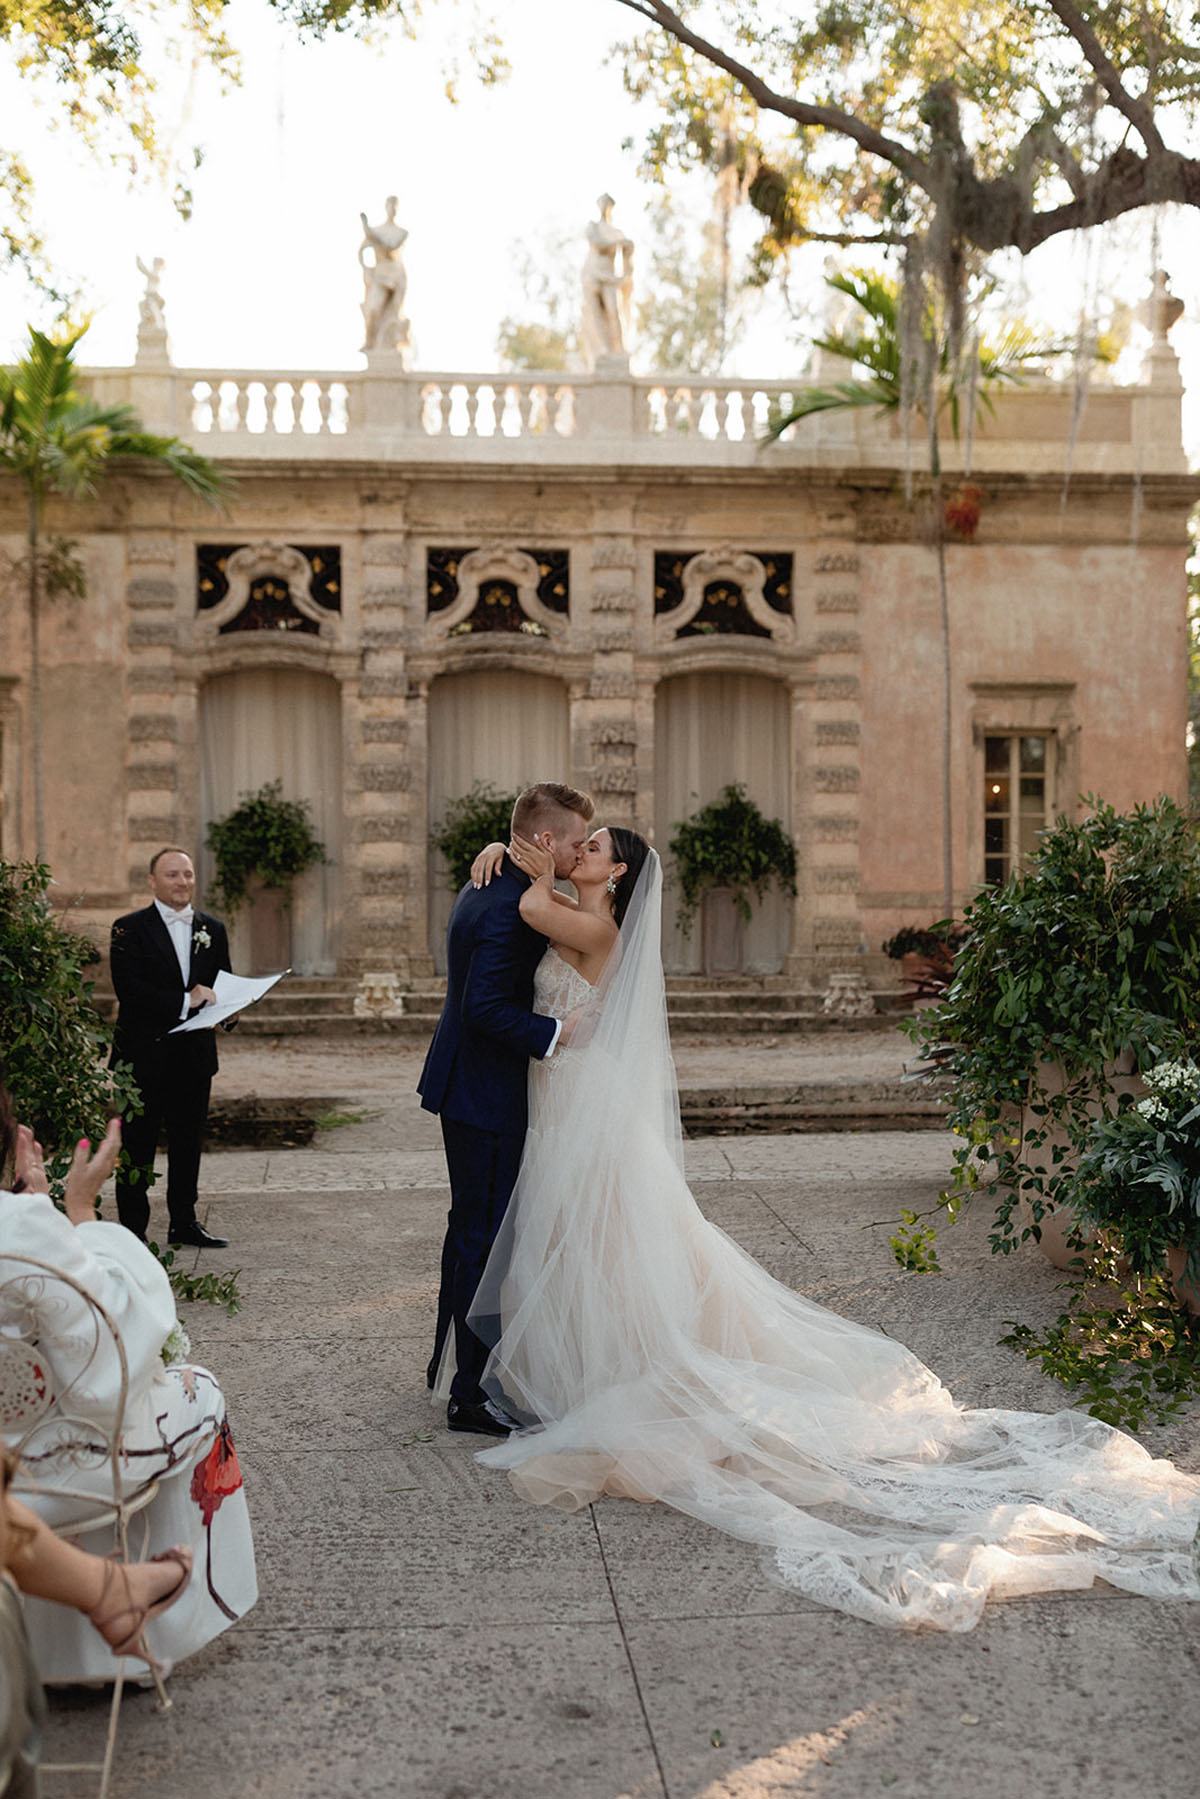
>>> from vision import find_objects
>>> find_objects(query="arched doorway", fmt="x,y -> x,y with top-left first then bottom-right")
427,669 -> 569,969
655,672 -> 793,973
198,668 -> 343,974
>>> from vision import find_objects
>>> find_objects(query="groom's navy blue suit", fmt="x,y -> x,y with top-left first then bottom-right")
418,857 -> 556,1405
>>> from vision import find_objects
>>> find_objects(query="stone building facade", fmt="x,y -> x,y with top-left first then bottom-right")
0,341 -> 1194,990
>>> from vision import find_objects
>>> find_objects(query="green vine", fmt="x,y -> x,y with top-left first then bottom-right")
1000,1242 -> 1200,1429
668,783 -> 797,935
150,1242 -> 242,1316
430,781 -> 521,890
204,780 -> 327,914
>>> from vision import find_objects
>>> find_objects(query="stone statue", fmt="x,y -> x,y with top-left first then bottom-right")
581,193 -> 634,366
359,196 -> 412,361
135,255 -> 170,363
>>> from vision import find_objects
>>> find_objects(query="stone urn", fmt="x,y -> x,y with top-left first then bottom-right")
701,888 -> 744,974
247,876 -> 291,975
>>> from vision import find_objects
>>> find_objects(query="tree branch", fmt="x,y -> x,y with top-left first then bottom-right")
1042,0 -> 1165,152
611,0 -> 931,188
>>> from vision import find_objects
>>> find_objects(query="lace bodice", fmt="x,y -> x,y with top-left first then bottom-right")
534,947 -> 594,1021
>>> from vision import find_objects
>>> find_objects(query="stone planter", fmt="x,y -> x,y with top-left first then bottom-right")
1165,1246 -> 1200,1317
247,877 -> 291,975
701,888 -> 744,975
1010,1054 -> 1145,1269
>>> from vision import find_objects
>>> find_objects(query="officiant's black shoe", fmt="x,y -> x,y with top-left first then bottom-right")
168,1222 -> 229,1250
447,1397 -> 513,1438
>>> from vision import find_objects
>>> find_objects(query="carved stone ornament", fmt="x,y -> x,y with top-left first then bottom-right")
353,972 -> 406,1018
429,545 -> 568,641
654,545 -> 795,647
198,543 -> 341,642
822,971 -> 876,1017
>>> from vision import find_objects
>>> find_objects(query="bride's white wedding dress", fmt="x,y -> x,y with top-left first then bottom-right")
470,853 -> 1200,1631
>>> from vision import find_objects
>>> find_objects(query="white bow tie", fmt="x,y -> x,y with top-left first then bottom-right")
167,907 -> 194,928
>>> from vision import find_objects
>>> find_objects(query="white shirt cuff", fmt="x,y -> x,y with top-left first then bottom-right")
542,1019 -> 562,1058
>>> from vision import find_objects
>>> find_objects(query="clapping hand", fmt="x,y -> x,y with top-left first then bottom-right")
13,1114 -> 122,1226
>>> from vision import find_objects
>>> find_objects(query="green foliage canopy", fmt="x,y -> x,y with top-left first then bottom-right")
613,2 -> 1200,270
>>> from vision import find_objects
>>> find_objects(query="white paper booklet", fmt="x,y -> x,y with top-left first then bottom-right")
169,967 -> 287,1033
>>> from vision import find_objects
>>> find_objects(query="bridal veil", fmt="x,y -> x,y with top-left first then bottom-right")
473,851 -> 1200,1631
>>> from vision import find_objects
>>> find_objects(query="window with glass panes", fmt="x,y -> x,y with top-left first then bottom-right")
983,734 -> 1052,884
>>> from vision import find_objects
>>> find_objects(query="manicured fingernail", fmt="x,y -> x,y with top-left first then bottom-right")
80,1138 -> 90,1151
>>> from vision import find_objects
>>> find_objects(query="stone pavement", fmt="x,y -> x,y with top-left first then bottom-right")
41,1032 -> 1200,1799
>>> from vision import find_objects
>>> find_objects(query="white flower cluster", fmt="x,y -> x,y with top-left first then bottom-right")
1145,1059 -> 1200,1101
161,1322 -> 192,1367
1135,1095 -> 1170,1123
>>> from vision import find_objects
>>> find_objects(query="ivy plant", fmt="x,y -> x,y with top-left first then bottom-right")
430,781 -> 521,891
668,783 -> 797,936
205,780 -> 327,913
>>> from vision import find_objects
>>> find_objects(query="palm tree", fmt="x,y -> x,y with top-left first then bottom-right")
769,271 -> 1062,919
0,325 -> 228,859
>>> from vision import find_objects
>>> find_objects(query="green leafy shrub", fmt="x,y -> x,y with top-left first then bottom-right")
668,783 -> 797,935
881,921 -> 968,960
910,797 -> 1200,1256
205,780 -> 327,913
0,861 -> 139,1191
430,782 -> 521,890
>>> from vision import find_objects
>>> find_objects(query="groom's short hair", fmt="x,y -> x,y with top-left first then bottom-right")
512,782 -> 594,837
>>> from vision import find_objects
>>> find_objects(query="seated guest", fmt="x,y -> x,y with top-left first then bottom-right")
0,1077 -> 257,1683
2,1449 -> 192,1795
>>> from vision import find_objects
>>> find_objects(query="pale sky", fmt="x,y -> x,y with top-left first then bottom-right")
1,0 -> 1198,458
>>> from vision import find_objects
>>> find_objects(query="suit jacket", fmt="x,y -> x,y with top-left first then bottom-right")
109,904 -> 232,1081
418,859 -> 556,1135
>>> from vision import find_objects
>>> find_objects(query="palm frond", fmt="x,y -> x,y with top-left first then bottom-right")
766,378 -> 897,441
110,431 -> 231,504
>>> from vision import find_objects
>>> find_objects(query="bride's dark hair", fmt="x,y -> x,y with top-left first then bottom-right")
606,827 -> 651,929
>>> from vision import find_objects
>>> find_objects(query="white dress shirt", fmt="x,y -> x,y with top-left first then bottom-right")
154,898 -> 194,1019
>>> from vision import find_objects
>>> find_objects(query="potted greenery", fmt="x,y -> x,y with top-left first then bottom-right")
205,781 -> 327,972
668,784 -> 797,970
430,781 -> 521,890
907,797 -> 1200,1262
882,920 -> 968,997
1064,1058 -> 1200,1314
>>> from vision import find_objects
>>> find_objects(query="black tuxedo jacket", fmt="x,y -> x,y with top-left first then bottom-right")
109,904 -> 232,1080
418,859 -> 556,1136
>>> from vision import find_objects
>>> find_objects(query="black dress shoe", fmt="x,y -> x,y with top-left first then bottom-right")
168,1222 -> 229,1249
446,1397 -> 513,1438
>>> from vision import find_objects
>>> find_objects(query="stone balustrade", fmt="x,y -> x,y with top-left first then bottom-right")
82,351 -> 1187,474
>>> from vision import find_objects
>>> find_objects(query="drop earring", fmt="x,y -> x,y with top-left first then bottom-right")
606,873 -> 618,895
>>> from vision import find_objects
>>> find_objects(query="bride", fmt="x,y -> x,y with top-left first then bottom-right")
460,827 -> 1200,1633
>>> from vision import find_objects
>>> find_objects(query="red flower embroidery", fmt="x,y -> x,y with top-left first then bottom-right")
190,1416 -> 243,1526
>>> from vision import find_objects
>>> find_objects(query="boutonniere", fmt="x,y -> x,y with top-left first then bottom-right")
193,925 -> 212,949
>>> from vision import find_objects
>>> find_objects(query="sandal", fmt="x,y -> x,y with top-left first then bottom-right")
87,1546 -> 194,1672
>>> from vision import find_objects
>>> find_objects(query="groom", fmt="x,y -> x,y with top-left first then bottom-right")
419,780 -> 594,1436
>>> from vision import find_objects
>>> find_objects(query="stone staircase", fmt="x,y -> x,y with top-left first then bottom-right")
217,972 -> 904,1038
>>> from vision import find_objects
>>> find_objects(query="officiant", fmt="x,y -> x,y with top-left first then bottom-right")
109,846 -> 236,1249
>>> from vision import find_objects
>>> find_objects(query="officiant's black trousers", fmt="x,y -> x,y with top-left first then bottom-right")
116,1052 -> 212,1240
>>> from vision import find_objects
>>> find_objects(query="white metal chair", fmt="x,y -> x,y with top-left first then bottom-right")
1,1254 -> 170,1798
